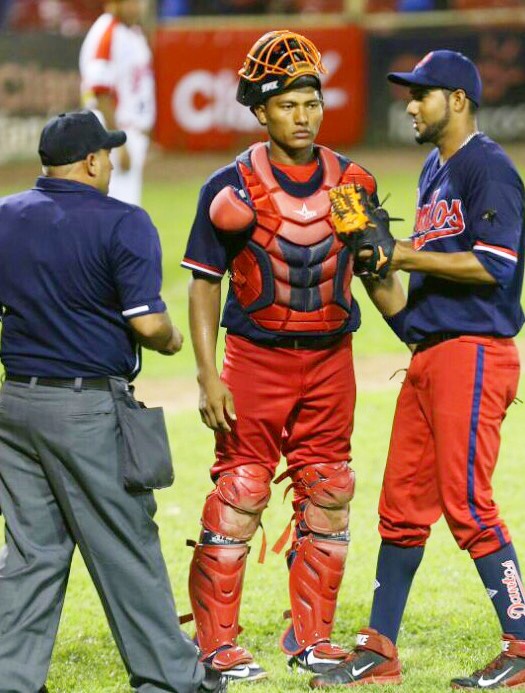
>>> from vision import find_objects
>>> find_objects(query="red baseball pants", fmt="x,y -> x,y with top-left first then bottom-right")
212,334 -> 356,480
379,336 -> 520,559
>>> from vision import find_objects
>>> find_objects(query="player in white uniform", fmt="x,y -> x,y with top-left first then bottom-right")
79,0 -> 155,205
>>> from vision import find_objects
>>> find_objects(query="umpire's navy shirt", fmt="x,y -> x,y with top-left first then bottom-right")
0,177 -> 166,378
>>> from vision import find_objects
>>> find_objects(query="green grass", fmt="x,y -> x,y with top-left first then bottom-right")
46,389 -> 525,691
1,157 -> 525,690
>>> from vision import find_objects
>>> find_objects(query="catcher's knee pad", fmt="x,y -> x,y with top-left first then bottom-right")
202,464 -> 272,541
294,461 -> 355,535
189,541 -> 249,659
281,534 -> 349,654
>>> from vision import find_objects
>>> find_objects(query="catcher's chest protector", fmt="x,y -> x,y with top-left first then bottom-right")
232,143 -> 363,335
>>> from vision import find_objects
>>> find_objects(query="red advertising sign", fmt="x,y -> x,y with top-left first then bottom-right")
154,26 -> 366,151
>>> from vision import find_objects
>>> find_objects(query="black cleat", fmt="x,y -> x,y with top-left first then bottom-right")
309,628 -> 402,688
451,634 -> 525,689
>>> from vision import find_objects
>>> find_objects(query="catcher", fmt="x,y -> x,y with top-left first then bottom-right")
181,30 -> 406,683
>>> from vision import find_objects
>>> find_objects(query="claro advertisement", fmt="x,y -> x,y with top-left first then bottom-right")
154,26 -> 366,151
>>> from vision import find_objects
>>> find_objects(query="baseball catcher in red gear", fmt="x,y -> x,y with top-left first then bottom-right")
182,28 -> 407,684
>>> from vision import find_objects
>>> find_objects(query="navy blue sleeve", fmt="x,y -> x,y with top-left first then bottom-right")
467,154 -> 524,288
181,163 -> 241,278
110,208 -> 166,319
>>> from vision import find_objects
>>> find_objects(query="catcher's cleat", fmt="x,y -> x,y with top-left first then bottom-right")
309,628 -> 402,688
205,645 -> 268,682
451,634 -> 525,689
288,641 -> 349,674
199,663 -> 229,692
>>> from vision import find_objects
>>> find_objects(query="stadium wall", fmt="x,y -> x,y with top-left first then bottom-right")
0,9 -> 523,162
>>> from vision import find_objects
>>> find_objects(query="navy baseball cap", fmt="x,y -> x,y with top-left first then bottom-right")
387,50 -> 482,106
39,110 -> 127,166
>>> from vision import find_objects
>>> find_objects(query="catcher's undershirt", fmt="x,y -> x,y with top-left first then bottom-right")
182,151 -> 365,344
0,177 -> 165,379
403,133 -> 524,342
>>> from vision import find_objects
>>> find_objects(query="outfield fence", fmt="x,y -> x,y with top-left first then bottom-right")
0,6 -> 523,162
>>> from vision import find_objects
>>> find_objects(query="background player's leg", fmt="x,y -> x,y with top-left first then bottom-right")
109,129 -> 148,205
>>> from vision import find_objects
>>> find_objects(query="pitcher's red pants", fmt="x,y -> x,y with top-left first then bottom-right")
379,336 -> 520,559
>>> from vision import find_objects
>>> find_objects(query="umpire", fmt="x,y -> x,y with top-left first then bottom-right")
0,111 -> 225,693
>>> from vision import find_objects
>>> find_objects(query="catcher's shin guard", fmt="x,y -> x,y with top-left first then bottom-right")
281,534 -> 349,655
189,541 -> 249,659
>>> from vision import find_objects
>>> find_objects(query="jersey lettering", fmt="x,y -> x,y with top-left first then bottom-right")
413,189 -> 466,249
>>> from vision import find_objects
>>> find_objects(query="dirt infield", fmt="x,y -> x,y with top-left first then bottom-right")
133,339 -> 525,413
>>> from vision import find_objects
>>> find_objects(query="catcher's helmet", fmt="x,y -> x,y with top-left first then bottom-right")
236,30 -> 327,108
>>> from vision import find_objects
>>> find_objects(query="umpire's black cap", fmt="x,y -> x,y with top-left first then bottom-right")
39,110 -> 127,166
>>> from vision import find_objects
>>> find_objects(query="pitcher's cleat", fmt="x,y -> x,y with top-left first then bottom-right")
288,641 -> 348,674
205,645 -> 268,682
451,635 -> 525,689
309,628 -> 402,688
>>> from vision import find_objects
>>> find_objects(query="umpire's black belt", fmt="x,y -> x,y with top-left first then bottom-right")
259,334 -> 346,350
5,375 -> 113,391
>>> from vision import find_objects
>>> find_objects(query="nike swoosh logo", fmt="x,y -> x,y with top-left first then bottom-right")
225,666 -> 250,678
352,662 -> 375,677
478,667 -> 513,687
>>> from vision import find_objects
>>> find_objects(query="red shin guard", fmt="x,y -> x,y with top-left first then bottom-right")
281,535 -> 348,655
189,542 -> 248,658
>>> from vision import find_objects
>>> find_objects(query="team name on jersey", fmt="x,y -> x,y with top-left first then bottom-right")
413,188 -> 466,250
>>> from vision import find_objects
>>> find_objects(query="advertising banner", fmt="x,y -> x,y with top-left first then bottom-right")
0,33 -> 82,163
367,28 -> 525,144
154,26 -> 366,151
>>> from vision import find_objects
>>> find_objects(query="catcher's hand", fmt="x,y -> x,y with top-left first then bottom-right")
329,184 -> 396,279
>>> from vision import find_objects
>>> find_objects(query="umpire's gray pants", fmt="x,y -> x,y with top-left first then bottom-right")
0,380 -> 203,693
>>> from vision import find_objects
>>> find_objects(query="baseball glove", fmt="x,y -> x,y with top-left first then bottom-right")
329,184 -> 396,279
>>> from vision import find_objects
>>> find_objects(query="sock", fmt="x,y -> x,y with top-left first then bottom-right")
369,542 -> 425,644
474,543 -> 525,639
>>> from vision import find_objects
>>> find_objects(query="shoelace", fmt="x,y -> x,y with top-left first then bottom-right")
473,652 -> 514,677
343,649 -> 363,664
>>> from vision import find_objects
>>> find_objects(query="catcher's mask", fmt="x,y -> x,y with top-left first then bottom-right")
236,30 -> 327,108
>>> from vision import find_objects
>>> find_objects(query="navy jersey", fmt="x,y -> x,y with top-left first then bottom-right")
181,147 -> 363,343
404,133 -> 525,342
0,177 -> 166,379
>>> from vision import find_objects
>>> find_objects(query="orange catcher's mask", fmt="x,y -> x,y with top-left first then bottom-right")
236,30 -> 327,108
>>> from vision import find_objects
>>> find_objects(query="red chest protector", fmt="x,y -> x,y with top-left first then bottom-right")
231,142 -> 376,335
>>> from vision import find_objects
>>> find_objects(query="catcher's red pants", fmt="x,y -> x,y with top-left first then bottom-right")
212,333 -> 355,479
379,336 -> 520,559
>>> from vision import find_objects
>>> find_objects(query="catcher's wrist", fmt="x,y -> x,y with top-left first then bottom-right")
197,368 -> 220,385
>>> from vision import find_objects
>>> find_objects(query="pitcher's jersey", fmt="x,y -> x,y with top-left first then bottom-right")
79,13 -> 155,133
404,133 -> 524,342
